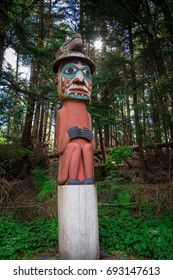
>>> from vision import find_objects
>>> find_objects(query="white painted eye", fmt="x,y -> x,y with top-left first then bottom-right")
83,68 -> 91,77
64,67 -> 77,74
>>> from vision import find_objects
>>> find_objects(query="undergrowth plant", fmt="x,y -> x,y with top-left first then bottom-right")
97,145 -> 134,203
0,214 -> 58,260
105,145 -> 132,169
97,155 -> 173,259
32,169 -> 58,202
97,165 -> 141,207
0,143 -> 34,177
99,208 -> 173,259
1,209 -> 173,260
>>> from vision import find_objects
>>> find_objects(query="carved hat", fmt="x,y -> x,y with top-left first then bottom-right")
52,34 -> 95,74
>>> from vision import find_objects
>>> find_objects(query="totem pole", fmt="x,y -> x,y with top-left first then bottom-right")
52,34 -> 99,259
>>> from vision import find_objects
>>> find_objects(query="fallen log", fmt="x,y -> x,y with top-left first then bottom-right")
130,141 -> 173,152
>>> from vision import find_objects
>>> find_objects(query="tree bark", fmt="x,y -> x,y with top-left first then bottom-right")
38,103 -> 44,143
21,62 -> 37,148
98,127 -> 106,163
32,102 -> 41,140
128,23 -> 147,179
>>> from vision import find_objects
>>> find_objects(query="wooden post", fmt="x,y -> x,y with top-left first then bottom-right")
53,34 -> 99,260
58,184 -> 100,260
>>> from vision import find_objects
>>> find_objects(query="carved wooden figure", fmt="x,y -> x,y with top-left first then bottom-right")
52,34 -> 99,260
52,34 -> 95,185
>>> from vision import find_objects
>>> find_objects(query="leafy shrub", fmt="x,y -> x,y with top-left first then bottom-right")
32,169 -> 48,191
105,145 -> 132,168
97,170 -> 141,207
97,146 -> 133,202
97,170 -> 173,259
0,215 -> 58,260
0,143 -> 34,177
37,180 -> 57,201
32,169 -> 58,201
99,209 -> 173,259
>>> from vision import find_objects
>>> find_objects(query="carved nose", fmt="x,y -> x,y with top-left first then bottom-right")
73,70 -> 84,83
73,77 -> 85,84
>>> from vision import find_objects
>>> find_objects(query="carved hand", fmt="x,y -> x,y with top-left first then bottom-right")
68,126 -> 93,141
68,126 -> 82,140
81,127 -> 93,141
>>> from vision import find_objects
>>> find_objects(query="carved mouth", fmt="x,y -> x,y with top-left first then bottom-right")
69,87 -> 89,94
68,92 -> 89,100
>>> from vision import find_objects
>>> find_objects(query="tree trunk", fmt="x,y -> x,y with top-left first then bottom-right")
126,89 -> 133,145
94,128 -> 98,150
13,52 -> 20,136
21,63 -> 37,148
150,90 -> 162,143
47,106 -> 53,143
32,102 -> 41,140
0,35 -> 5,78
104,127 -> 109,148
102,85 -> 110,148
43,104 -> 49,143
38,102 -> 44,143
21,98 -> 35,148
98,127 -> 105,163
128,23 -> 147,180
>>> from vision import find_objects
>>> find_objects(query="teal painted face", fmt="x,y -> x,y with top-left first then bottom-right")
57,61 -> 92,101
61,63 -> 92,82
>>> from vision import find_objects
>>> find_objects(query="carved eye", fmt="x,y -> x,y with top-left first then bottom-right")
64,67 -> 77,74
83,68 -> 91,77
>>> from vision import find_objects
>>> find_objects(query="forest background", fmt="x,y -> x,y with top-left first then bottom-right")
1,0 -> 173,260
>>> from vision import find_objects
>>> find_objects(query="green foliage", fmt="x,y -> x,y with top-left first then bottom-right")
32,169 -> 58,201
97,170 -> 173,259
0,143 -> 34,177
99,210 -> 173,259
97,157 -> 140,205
97,146 -> 133,203
37,180 -> 57,202
88,97 -> 116,128
32,169 -> 48,191
115,191 -> 132,205
0,215 -> 58,260
105,146 -> 132,167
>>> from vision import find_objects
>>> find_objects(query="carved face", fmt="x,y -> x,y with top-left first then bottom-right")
56,60 -> 92,101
